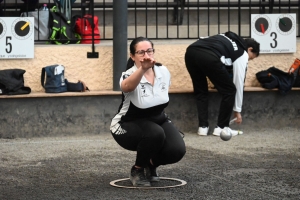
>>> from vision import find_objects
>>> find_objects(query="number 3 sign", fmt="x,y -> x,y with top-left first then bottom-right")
251,14 -> 296,54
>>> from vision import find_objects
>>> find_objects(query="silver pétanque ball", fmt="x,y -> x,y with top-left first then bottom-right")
220,128 -> 232,141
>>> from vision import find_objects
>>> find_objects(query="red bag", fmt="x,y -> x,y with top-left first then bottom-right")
75,15 -> 100,44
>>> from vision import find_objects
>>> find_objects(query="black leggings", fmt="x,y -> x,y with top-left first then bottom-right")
185,47 -> 236,128
111,117 -> 186,168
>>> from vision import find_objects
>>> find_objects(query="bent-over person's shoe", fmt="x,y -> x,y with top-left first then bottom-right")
213,126 -> 239,137
197,126 -> 209,136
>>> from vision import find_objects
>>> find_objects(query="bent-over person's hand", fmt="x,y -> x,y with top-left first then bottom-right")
233,112 -> 242,124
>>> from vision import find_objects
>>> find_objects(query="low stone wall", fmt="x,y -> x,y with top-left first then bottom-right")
1,39 -> 300,92
0,90 -> 299,138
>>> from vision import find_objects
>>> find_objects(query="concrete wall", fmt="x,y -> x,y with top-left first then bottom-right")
1,39 -> 300,92
1,90 -> 300,138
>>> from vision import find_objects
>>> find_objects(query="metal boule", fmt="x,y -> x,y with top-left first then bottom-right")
220,129 -> 232,141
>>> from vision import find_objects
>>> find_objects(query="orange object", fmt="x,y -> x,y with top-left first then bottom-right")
288,58 -> 300,74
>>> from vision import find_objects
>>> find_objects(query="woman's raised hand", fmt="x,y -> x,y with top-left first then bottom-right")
140,57 -> 156,70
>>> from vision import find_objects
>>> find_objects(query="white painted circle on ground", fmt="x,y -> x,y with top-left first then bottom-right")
110,177 -> 187,189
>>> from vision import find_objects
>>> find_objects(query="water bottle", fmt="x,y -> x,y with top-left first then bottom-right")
40,4 -> 49,11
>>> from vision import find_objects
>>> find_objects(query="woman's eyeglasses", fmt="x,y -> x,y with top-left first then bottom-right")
135,48 -> 155,56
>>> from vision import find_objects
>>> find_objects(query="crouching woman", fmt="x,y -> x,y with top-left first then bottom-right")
110,37 -> 186,187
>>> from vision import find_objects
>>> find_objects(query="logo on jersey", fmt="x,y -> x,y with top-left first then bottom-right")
140,84 -> 149,97
123,74 -> 130,80
111,123 -> 127,135
159,82 -> 167,92
220,34 -> 238,51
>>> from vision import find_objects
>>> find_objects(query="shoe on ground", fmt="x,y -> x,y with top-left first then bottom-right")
213,126 -> 222,136
213,126 -> 239,137
145,165 -> 160,182
197,126 -> 209,136
130,166 -> 151,187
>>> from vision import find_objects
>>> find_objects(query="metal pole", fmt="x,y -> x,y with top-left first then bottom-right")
113,0 -> 128,91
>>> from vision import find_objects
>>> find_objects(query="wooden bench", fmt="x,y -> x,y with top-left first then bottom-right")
1,87 -> 299,99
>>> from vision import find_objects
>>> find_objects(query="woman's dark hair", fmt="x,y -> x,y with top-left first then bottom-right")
245,38 -> 260,57
126,37 -> 161,70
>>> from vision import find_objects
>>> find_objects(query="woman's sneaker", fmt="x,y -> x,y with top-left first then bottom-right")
197,126 -> 209,136
145,165 -> 160,182
130,166 -> 151,187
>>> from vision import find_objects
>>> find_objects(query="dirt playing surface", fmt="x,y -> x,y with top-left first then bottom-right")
1,128 -> 299,200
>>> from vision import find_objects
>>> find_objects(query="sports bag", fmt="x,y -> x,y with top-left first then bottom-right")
20,10 -> 50,40
49,5 -> 81,44
55,0 -> 76,20
41,64 -> 67,93
74,14 -> 100,44
65,79 -> 90,92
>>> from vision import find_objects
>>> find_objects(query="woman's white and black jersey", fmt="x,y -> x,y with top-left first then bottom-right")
110,64 -> 170,134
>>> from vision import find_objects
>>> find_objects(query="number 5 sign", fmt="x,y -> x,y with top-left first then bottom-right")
251,14 -> 296,54
0,17 -> 34,59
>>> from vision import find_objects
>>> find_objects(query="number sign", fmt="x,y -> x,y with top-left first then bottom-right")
0,17 -> 34,59
251,14 -> 296,54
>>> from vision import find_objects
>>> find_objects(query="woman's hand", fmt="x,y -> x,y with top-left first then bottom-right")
121,57 -> 156,93
140,57 -> 156,70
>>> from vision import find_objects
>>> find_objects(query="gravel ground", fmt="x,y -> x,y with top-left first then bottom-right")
0,128 -> 299,200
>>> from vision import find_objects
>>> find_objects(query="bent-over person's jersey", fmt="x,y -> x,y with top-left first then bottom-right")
188,31 -> 249,112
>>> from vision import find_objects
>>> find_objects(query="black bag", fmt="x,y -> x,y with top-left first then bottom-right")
65,79 -> 89,92
0,69 -> 31,95
256,66 -> 294,95
48,4 -> 81,44
41,64 -> 68,93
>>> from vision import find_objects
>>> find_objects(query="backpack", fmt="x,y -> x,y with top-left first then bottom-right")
74,14 -> 100,44
41,64 -> 68,93
55,0 -> 76,20
48,6 -> 81,44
